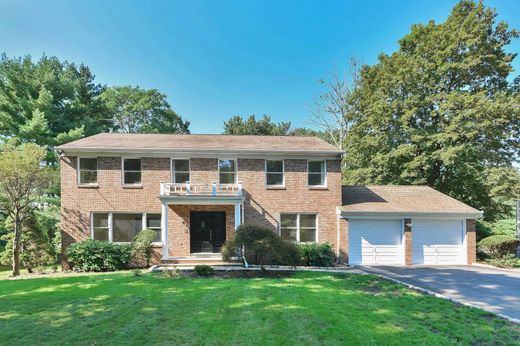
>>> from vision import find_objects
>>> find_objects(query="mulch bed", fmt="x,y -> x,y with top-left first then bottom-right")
177,269 -> 295,279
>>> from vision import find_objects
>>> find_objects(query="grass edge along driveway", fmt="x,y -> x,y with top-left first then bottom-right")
0,271 -> 518,345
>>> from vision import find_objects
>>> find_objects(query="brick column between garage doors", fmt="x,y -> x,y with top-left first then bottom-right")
404,218 -> 412,265
466,219 -> 477,264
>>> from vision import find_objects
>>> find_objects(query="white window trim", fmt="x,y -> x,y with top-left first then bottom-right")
77,157 -> 98,186
279,212 -> 318,243
307,160 -> 327,188
171,158 -> 191,183
91,211 -> 162,244
121,157 -> 142,186
218,158 -> 238,184
265,159 -> 285,187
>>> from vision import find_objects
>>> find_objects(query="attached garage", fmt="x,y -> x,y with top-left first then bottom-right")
412,219 -> 466,265
339,186 -> 482,266
348,219 -> 403,265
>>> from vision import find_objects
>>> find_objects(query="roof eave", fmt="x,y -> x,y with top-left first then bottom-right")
337,209 -> 483,219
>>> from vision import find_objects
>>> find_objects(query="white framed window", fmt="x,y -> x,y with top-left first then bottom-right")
78,157 -> 98,185
308,160 -> 326,187
266,160 -> 284,186
218,159 -> 237,184
92,213 -> 109,241
146,213 -> 162,243
280,213 -> 317,242
172,159 -> 190,183
122,158 -> 142,185
91,212 -> 162,243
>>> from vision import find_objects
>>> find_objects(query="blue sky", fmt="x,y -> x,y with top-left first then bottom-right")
1,0 -> 519,133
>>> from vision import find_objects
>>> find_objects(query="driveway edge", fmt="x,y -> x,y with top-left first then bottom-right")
360,268 -> 520,324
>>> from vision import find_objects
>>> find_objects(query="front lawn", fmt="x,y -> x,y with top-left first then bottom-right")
0,271 -> 518,345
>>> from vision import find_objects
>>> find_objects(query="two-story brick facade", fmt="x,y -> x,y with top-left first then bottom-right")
58,133 -> 343,266
57,133 -> 481,267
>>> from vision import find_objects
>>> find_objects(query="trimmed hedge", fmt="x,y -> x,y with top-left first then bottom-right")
298,243 -> 336,267
477,235 -> 520,259
66,239 -> 132,272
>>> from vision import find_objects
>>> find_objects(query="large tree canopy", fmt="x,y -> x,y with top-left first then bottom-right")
343,0 -> 520,219
0,54 -> 109,149
223,114 -> 321,137
101,85 -> 190,134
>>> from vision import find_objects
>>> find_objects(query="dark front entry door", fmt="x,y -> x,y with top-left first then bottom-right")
190,211 -> 226,253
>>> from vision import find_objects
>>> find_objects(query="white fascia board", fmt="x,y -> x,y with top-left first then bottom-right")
159,195 -> 245,205
338,210 -> 483,220
57,148 -> 344,160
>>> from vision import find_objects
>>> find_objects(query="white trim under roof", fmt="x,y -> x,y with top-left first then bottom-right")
56,148 -> 344,160
336,208 -> 483,220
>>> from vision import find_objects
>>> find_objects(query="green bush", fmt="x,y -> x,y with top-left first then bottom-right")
477,235 -> 520,259
194,265 -> 214,276
477,218 -> 516,241
223,224 -> 301,269
298,243 -> 336,267
65,239 -> 132,272
131,229 -> 157,267
220,241 -> 234,262
487,254 -> 520,268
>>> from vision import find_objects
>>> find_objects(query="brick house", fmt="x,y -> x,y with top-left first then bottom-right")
57,133 -> 481,267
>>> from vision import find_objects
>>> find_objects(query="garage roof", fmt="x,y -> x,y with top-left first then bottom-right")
340,185 -> 482,217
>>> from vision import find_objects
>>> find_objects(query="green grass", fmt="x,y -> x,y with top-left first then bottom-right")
0,272 -> 518,345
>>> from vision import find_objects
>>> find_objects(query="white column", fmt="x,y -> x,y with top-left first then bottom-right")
161,202 -> 169,260
234,202 -> 242,230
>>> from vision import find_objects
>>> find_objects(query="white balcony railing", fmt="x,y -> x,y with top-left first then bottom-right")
160,181 -> 243,197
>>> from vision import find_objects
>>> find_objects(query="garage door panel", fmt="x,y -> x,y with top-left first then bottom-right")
412,219 -> 465,265
348,219 -> 403,265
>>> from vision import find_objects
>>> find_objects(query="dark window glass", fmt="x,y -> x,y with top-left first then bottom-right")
267,173 -> 284,185
266,160 -> 283,172
124,159 -> 141,171
93,213 -> 109,241
147,214 -> 162,242
123,159 -> 141,184
174,172 -> 190,184
79,158 -> 97,184
113,214 -> 142,242
124,171 -> 142,184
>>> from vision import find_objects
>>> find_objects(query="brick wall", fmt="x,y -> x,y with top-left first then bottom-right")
337,217 -> 348,263
61,155 -> 342,265
466,219 -> 477,264
404,218 -> 412,265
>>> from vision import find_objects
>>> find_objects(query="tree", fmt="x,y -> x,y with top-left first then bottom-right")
0,143 -> 49,276
339,0 -> 519,220
101,85 -> 190,134
0,54 -> 110,157
223,115 -> 291,135
311,58 -> 361,156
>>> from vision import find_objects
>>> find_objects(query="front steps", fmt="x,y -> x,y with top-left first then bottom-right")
160,253 -> 242,267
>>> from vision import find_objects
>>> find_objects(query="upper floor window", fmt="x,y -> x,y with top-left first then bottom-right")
123,158 -> 142,185
172,159 -> 190,183
219,159 -> 237,184
308,161 -> 326,186
78,158 -> 98,185
266,160 -> 284,186
280,213 -> 317,242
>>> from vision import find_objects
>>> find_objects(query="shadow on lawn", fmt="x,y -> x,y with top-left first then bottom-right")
0,272 -> 518,345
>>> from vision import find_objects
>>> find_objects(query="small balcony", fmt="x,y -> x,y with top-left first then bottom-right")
160,181 -> 243,197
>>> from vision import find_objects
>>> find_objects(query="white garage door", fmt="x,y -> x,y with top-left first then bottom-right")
412,219 -> 465,265
348,220 -> 403,265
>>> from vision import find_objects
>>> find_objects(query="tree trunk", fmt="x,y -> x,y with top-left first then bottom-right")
12,211 -> 21,276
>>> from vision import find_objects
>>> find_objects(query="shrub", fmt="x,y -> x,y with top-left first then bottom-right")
131,229 -> 157,267
488,254 -> 520,268
478,235 -> 520,259
477,218 -> 516,241
298,243 -> 336,267
132,268 -> 143,277
65,239 -> 132,272
224,224 -> 300,269
194,265 -> 214,276
220,241 -> 234,262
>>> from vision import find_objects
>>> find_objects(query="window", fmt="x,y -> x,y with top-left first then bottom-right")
172,159 -> 190,183
123,158 -> 142,185
113,213 -> 142,242
92,213 -> 109,241
78,158 -> 97,185
91,212 -> 162,243
146,214 -> 162,243
266,160 -> 284,186
280,213 -> 317,242
308,161 -> 326,186
219,159 -> 237,184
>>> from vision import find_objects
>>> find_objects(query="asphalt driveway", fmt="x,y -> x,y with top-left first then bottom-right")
359,265 -> 520,322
